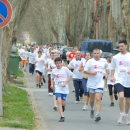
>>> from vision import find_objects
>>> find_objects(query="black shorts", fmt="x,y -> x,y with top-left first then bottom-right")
36,70 -> 43,76
115,83 -> 130,98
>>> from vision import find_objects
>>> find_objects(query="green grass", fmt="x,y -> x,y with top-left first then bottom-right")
0,85 -> 35,130
17,70 -> 24,78
17,80 -> 24,85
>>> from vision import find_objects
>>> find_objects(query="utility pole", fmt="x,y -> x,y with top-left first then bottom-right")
0,29 -> 3,117
101,0 -> 106,39
74,0 -> 77,46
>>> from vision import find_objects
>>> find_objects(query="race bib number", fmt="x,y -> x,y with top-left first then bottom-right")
118,67 -> 127,76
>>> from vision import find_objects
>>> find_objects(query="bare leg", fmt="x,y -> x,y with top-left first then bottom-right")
95,93 -> 102,112
89,93 -> 95,109
125,98 -> 130,114
118,92 -> 124,113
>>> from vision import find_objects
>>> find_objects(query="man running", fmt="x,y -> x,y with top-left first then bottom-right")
28,48 -> 36,75
111,39 -> 130,124
51,57 -> 72,122
68,51 -> 85,103
84,48 -> 108,122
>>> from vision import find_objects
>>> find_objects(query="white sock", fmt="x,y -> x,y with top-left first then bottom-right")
96,112 -> 100,116
120,112 -> 124,116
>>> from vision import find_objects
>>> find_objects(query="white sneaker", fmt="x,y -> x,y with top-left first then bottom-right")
72,88 -> 75,92
48,93 -> 51,96
50,93 -> 53,96
124,116 -> 130,125
104,88 -> 108,91
75,101 -> 79,104
82,105 -> 88,111
118,115 -> 124,124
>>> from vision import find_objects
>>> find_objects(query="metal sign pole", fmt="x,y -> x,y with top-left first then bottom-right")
0,29 -> 3,117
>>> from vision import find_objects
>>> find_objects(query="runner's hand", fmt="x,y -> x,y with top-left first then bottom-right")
61,83 -> 66,87
111,77 -> 115,82
127,71 -> 130,74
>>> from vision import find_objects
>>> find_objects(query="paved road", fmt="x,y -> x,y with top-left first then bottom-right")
25,70 -> 130,130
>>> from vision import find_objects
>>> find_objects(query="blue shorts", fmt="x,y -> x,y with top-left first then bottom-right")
88,88 -> 103,94
55,93 -> 67,101
115,83 -> 130,98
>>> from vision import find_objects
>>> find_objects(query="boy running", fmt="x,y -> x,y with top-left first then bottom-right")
51,57 -> 72,122
35,50 -> 45,88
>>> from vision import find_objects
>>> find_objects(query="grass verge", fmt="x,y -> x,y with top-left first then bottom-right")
0,85 -> 35,130
17,70 -> 24,78
17,80 -> 24,85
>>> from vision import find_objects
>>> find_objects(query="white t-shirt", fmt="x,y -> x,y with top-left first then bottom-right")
35,57 -> 45,72
19,49 -> 28,60
107,63 -> 114,85
28,52 -> 36,64
111,52 -> 130,88
18,48 -> 22,56
46,58 -> 53,74
51,67 -> 73,94
68,58 -> 86,79
84,58 -> 108,89
66,52 -> 71,61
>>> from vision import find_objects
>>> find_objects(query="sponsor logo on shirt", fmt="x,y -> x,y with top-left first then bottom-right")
119,61 -> 130,66
75,64 -> 79,67
93,65 -> 104,69
56,74 -> 66,78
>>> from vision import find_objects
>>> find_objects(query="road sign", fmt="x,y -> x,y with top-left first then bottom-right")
0,0 -> 12,28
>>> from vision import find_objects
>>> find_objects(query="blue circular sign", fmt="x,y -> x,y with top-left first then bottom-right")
0,1 -> 8,23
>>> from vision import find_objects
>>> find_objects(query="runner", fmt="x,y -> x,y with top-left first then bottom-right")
84,48 -> 108,122
50,52 -> 59,111
111,40 -> 130,124
28,47 -> 36,76
106,54 -> 118,106
34,50 -> 45,88
81,52 -> 91,110
19,46 -> 28,72
45,52 -> 54,96
68,51 -> 85,104
51,57 -> 73,122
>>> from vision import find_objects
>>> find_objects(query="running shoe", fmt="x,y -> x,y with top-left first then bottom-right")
75,101 -> 79,104
59,117 -> 65,122
123,116 -> 130,125
95,115 -> 101,122
110,102 -> 114,106
82,105 -> 88,111
53,106 -> 58,111
90,109 -> 94,119
114,95 -> 118,100
72,88 -> 75,92
43,78 -> 46,83
39,84 -> 41,88
118,115 -> 124,124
